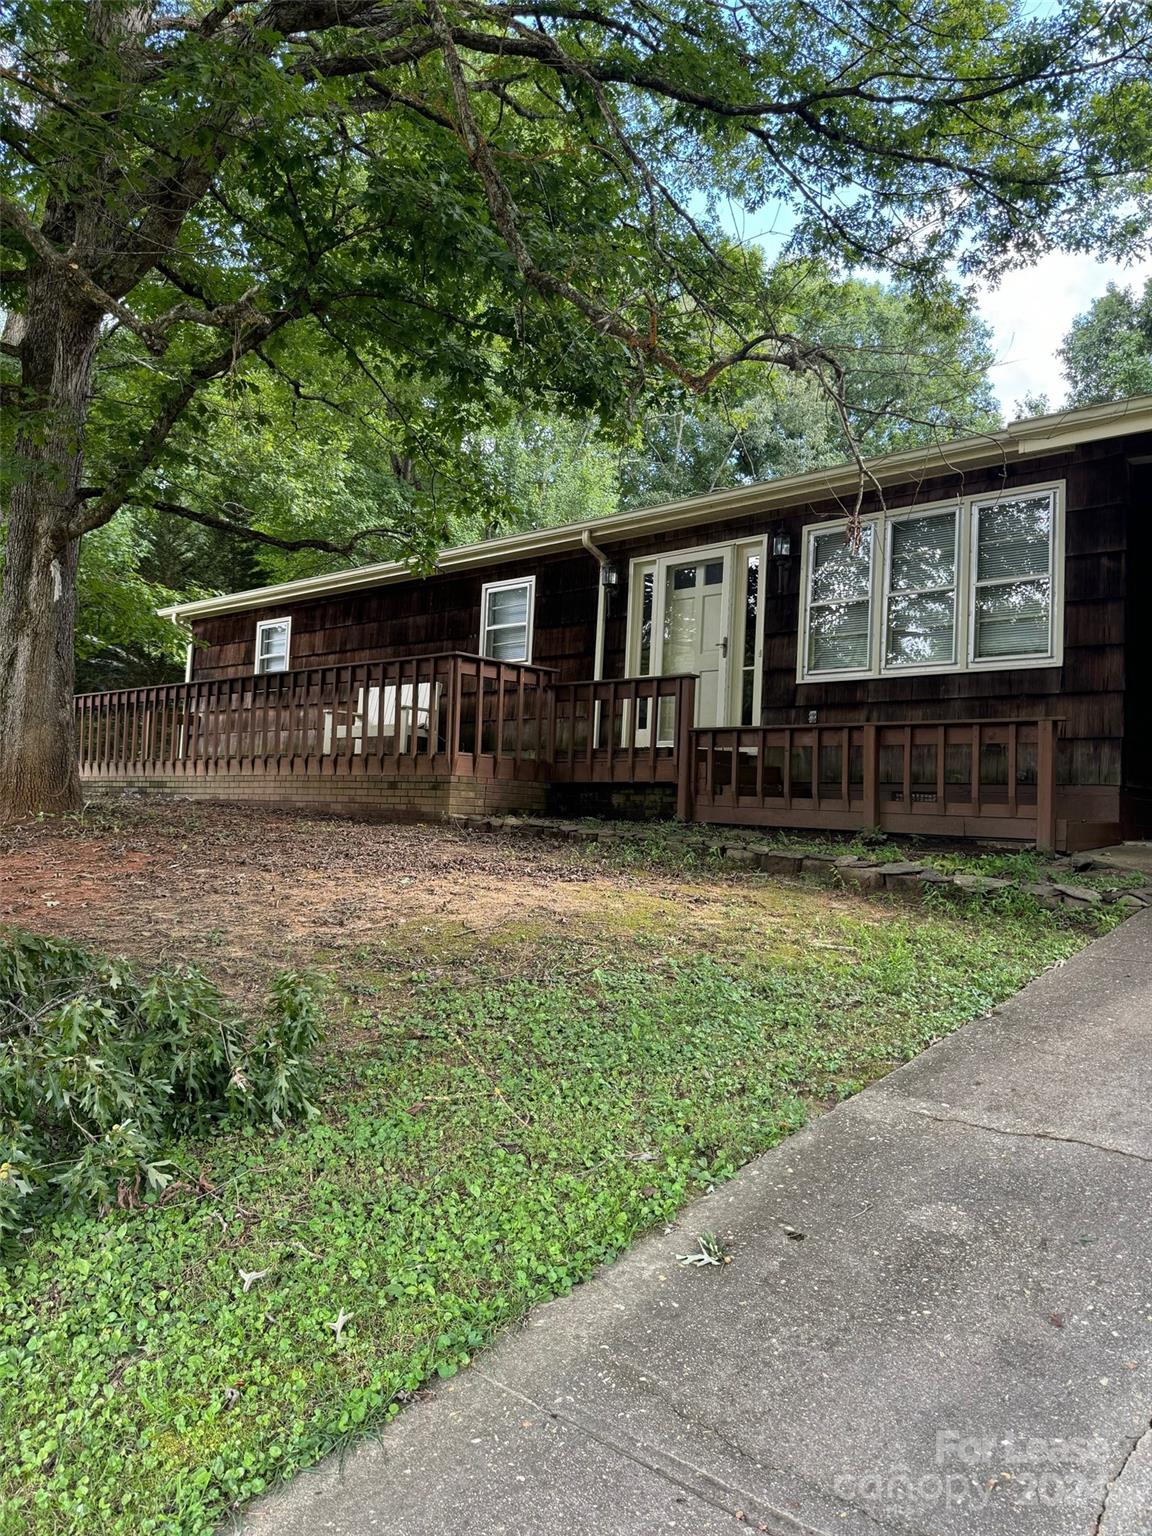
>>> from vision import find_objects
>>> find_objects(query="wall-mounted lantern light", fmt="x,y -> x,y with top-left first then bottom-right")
771,532 -> 793,558
600,563 -> 620,588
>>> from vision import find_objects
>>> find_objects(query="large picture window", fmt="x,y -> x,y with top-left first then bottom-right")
480,577 -> 535,662
798,484 -> 1061,681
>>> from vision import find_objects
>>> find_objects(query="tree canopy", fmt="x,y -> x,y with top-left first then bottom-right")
3,0 -> 1152,812
1060,278 -> 1152,405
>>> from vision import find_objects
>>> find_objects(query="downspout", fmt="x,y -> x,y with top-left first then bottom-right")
171,613 -> 193,681
581,529 -> 611,681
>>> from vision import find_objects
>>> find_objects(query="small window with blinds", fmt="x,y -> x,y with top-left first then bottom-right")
805,524 -> 874,675
971,493 -> 1056,662
885,509 -> 958,668
480,577 -> 535,662
254,617 -> 291,675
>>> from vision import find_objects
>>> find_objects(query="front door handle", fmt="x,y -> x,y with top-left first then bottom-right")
719,636 -> 729,659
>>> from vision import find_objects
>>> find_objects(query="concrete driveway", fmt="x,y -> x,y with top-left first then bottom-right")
237,910 -> 1152,1536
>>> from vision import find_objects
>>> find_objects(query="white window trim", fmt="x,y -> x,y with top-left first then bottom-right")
254,616 -> 292,675
796,481 -> 1065,683
480,575 -> 536,663
966,485 -> 1065,671
882,502 -> 962,675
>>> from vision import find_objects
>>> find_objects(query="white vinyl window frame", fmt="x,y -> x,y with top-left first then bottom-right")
480,575 -> 536,663
967,487 -> 1064,670
882,503 -> 962,674
254,616 -> 292,675
796,480 -> 1065,682
802,521 -> 878,680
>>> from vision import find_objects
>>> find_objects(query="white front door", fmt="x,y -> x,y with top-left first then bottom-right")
626,539 -> 765,735
659,554 -> 729,726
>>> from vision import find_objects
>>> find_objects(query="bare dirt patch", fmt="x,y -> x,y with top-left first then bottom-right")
1,800 -> 808,990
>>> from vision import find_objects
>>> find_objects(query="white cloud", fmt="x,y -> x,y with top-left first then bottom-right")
977,251 -> 1152,417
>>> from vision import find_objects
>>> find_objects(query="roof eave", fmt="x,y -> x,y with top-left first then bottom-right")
156,395 -> 1152,623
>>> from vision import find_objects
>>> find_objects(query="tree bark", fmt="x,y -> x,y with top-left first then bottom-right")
0,266 -> 102,819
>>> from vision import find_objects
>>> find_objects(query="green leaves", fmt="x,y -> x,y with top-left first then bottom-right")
1059,278 -> 1152,406
0,931 -> 326,1241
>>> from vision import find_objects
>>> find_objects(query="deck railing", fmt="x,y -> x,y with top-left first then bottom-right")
74,656 -> 696,798
691,718 -> 1059,848
546,675 -> 697,817
76,667 -> 1058,845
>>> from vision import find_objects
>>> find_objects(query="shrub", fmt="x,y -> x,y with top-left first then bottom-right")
0,929 -> 324,1243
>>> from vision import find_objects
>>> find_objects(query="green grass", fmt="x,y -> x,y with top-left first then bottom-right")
0,885 -> 1096,1536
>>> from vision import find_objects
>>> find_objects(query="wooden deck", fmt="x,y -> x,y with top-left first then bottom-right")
691,719 -> 1059,848
75,653 -> 1060,846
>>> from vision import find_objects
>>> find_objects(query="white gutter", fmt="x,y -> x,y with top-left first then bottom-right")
156,395 -> 1152,623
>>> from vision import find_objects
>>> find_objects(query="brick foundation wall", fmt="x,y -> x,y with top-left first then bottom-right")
82,773 -> 548,823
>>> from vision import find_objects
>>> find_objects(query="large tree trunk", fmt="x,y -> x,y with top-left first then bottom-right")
0,272 -> 101,819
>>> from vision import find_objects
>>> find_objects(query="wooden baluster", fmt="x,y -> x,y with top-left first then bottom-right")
675,677 -> 695,820
492,663 -> 504,773
902,724 -> 912,812
514,664 -> 526,773
448,658 -> 464,772
627,680 -> 638,782
1035,718 -> 1057,851
935,725 -> 946,810
861,724 -> 877,827
1006,723 -> 1018,821
969,723 -> 981,813
811,727 -> 820,808
413,657 -> 423,766
840,726 -> 850,808
783,727 -> 793,810
125,690 -> 136,769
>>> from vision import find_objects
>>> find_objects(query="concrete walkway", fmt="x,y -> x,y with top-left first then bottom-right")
238,912 -> 1152,1536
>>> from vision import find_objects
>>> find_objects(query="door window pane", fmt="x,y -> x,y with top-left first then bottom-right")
637,569 -> 655,676
704,560 -> 724,585
740,553 -> 760,725
672,565 -> 697,590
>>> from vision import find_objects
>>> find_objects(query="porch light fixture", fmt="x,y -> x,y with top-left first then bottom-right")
771,532 -> 793,558
600,563 -> 620,588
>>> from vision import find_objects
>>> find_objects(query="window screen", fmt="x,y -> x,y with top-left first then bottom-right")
972,494 -> 1054,659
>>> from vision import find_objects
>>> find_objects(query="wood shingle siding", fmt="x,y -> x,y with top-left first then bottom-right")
175,426 -> 1152,848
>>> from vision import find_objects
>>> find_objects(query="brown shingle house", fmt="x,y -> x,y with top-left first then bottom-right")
78,395 -> 1152,851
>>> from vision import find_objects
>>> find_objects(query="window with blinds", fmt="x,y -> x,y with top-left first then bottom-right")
806,526 -> 874,674
798,483 -> 1060,680
971,494 -> 1054,661
885,510 -> 958,668
255,618 -> 291,675
480,577 -> 535,662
